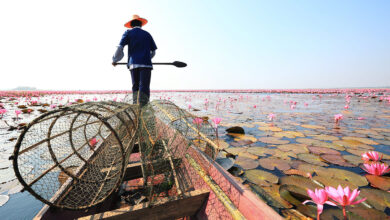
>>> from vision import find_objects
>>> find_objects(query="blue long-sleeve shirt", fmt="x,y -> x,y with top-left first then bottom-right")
113,27 -> 157,69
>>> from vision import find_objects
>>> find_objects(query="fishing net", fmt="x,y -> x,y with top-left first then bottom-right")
12,101 -> 139,209
11,99 -> 220,210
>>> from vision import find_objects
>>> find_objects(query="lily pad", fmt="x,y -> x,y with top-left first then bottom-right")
238,152 -> 258,159
300,124 -> 326,130
333,140 -> 374,150
246,147 -> 275,156
315,168 -> 368,187
320,154 -> 355,167
258,137 -> 289,145
342,154 -> 363,166
258,126 -> 282,132
342,136 -> 379,145
279,175 -> 321,190
307,146 -> 340,155
296,138 -> 345,151
232,134 -> 257,142
360,188 -> 390,211
297,153 -> 328,166
313,175 -> 358,190
283,169 -> 313,178
271,149 -> 296,161
225,147 -> 247,155
279,185 -> 317,219
254,184 -> 293,208
259,158 -> 291,171
235,156 -> 259,170
244,169 -> 278,186
277,144 -> 308,154
212,139 -> 229,149
366,175 -> 390,191
273,131 -> 305,139
310,134 -> 339,141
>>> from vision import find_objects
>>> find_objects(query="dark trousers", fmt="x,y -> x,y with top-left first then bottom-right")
130,67 -> 152,105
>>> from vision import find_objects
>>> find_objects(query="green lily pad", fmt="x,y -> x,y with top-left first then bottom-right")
307,146 -> 340,155
251,184 -> 293,209
296,138 -> 345,151
279,185 -> 317,219
360,188 -> 390,211
313,175 -> 358,190
342,154 -> 363,166
244,169 -> 278,186
225,147 -> 247,155
273,131 -> 305,138
366,175 -> 390,191
310,134 -> 339,141
246,147 -> 275,156
342,136 -> 379,145
297,153 -> 328,166
259,158 -> 291,171
279,175 -> 321,190
271,149 -> 296,161
315,168 -> 368,187
320,154 -> 355,167
277,144 -> 308,154
258,137 -> 289,145
235,156 -> 259,170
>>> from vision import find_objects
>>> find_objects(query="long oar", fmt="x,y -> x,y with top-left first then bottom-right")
116,61 -> 187,68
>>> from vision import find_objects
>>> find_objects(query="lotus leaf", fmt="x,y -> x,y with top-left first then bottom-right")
283,169 -> 312,178
354,129 -> 380,136
279,175 -> 321,190
315,168 -> 368,187
301,130 -> 320,135
279,185 -> 317,218
342,136 -> 379,145
307,146 -> 340,155
258,126 -> 283,132
366,175 -> 390,191
372,128 -> 390,133
320,154 -> 355,167
296,138 -> 345,151
342,155 -> 362,166
313,176 -> 358,189
259,158 -> 291,171
360,188 -> 390,211
244,169 -> 278,186
238,152 -> 258,160
348,206 -> 388,220
297,153 -> 328,166
273,131 -> 305,138
230,139 -> 253,147
277,144 -> 308,154
251,184 -> 292,209
310,134 -> 339,141
246,147 -> 275,156
232,134 -> 258,142
235,156 -> 259,170
225,147 -> 247,155
333,140 -> 373,150
237,122 -> 256,128
297,163 -> 328,176
271,149 -> 296,161
258,137 -> 289,145
376,139 -> 390,146
300,124 -> 326,130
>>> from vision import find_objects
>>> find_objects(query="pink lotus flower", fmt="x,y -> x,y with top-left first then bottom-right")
357,117 -> 366,120
361,151 -> 382,162
334,114 -> 343,123
267,113 -> 275,121
325,185 -> 366,219
303,188 -> 336,219
0,109 -> 7,118
188,104 -> 192,110
304,102 -> 308,107
193,117 -> 203,125
344,105 -> 349,110
50,104 -> 57,109
362,163 -> 390,176
15,110 -> 21,119
211,117 -> 222,128
290,104 -> 296,110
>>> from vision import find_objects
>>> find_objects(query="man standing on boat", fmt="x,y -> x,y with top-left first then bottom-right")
112,15 -> 157,106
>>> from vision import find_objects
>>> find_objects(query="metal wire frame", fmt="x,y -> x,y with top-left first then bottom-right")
11,101 -> 139,210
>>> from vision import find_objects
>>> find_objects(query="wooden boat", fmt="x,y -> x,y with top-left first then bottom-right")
31,102 -> 284,220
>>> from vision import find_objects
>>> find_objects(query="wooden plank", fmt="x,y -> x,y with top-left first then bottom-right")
78,189 -> 209,220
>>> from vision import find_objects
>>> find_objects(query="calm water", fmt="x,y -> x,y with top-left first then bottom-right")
0,92 -> 389,219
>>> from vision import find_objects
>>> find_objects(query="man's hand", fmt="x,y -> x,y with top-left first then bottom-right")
112,62 -> 117,67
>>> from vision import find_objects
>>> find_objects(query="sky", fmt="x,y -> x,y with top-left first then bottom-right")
0,0 -> 389,90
